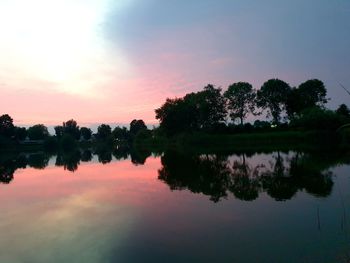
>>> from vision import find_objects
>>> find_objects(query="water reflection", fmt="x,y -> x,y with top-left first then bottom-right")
159,151 -> 346,202
0,149 -> 349,203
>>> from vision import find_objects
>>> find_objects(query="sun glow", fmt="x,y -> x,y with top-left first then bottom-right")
0,0 -> 130,96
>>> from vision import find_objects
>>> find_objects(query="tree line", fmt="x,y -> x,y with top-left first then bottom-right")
155,78 -> 350,135
0,115 -> 149,149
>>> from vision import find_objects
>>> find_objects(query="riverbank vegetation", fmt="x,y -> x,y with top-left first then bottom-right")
1,78 -> 350,152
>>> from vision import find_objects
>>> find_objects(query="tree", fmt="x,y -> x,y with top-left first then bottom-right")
336,104 -> 350,118
27,124 -> 49,140
155,97 -> 197,135
298,79 -> 328,108
224,82 -> 256,125
291,107 -> 346,130
14,127 -> 27,140
188,84 -> 227,129
54,126 -> 64,138
257,79 -> 291,124
130,119 -> 147,135
156,84 -> 227,134
63,119 -> 80,140
0,114 -> 15,137
97,124 -> 112,139
112,126 -> 129,142
287,79 -> 328,119
80,127 -> 92,140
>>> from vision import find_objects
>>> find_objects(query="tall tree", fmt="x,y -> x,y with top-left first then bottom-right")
298,79 -> 328,108
97,124 -> 112,139
287,79 -> 328,119
112,126 -> 129,142
14,127 -> 27,141
224,82 -> 256,125
80,127 -> 92,140
54,126 -> 64,138
156,85 -> 227,134
155,97 -> 197,135
130,119 -> 147,135
63,119 -> 80,140
257,79 -> 291,124
336,104 -> 350,118
191,84 -> 227,129
0,114 -> 15,137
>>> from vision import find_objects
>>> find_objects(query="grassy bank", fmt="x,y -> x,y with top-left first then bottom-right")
135,130 -> 348,153
2,130 -> 349,155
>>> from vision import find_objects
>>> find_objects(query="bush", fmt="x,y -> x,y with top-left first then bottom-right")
291,107 -> 347,130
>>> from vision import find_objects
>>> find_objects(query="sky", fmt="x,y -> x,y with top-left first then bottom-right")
0,0 -> 349,127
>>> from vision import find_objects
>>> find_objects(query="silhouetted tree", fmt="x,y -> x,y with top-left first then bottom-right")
54,126 -> 64,138
80,127 -> 92,140
0,114 -> 15,137
287,79 -> 328,119
224,82 -> 256,125
298,79 -> 328,108
156,84 -> 226,134
27,124 -> 49,140
336,104 -> 350,118
130,119 -> 147,135
291,107 -> 346,130
257,79 -> 291,124
63,119 -> 80,140
112,126 -> 129,143
186,84 -> 226,130
14,127 -> 27,140
97,124 -> 112,139
155,97 -> 197,135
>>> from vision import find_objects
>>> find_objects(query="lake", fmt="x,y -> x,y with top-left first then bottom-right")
0,149 -> 349,263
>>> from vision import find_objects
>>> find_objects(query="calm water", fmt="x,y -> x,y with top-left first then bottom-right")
0,149 -> 350,263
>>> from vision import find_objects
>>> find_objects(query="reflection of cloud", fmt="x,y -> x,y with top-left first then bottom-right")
0,159 -> 164,263
0,191 -> 136,263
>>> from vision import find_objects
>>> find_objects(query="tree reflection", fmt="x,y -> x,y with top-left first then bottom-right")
130,148 -> 151,166
158,150 -> 342,202
81,150 -> 92,162
158,151 -> 231,202
27,153 -> 50,169
0,160 -> 16,184
0,148 -> 346,204
289,152 -> 334,197
55,150 -> 81,172
229,154 -> 261,201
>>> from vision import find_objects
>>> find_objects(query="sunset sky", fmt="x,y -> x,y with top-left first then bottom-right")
0,0 -> 349,127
